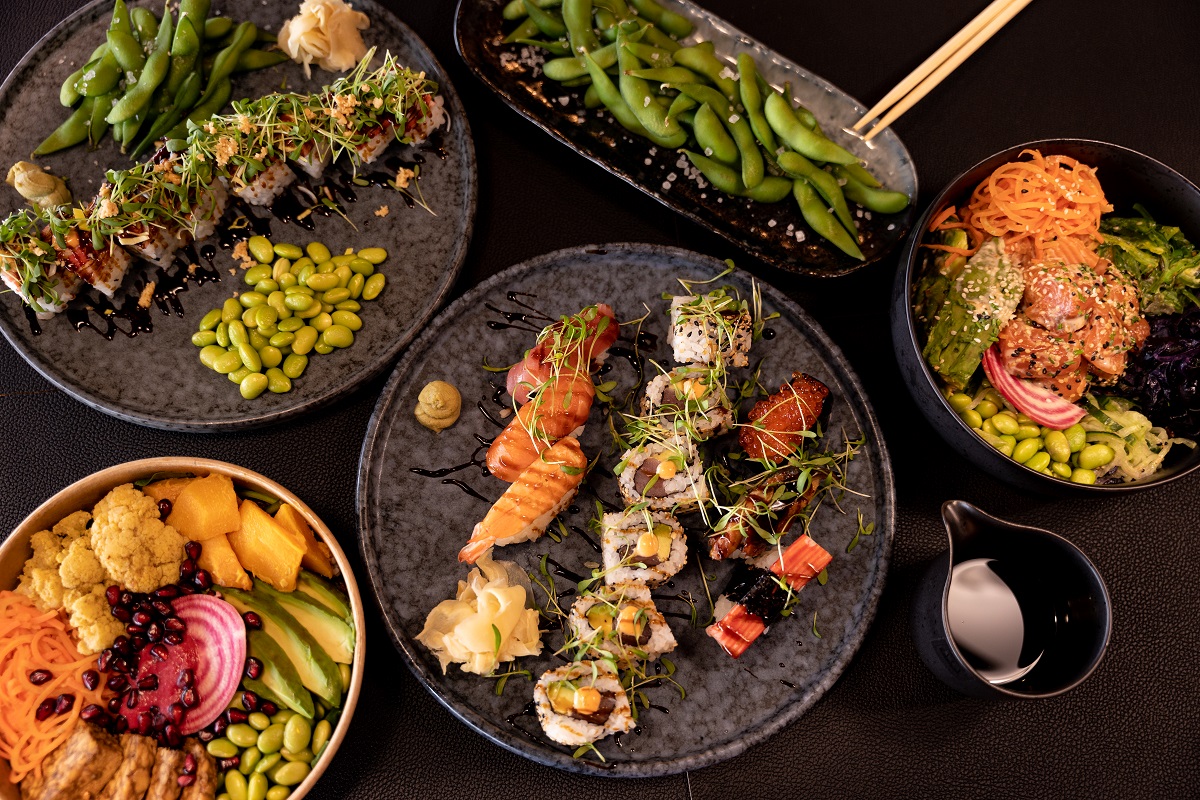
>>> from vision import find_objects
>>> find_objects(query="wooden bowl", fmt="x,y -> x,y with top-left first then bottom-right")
0,457 -> 366,800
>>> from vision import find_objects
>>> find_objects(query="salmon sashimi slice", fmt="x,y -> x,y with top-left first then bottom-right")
460,437 -> 588,564
706,534 -> 833,658
487,373 -> 595,482
737,372 -> 829,463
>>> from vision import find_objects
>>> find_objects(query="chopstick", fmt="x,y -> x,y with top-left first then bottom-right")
856,0 -> 1033,142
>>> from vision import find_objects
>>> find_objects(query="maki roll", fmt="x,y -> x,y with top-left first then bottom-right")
534,661 -> 634,746
232,159 -> 296,206
567,583 -> 677,666
55,226 -> 131,298
640,365 -> 733,440
616,436 -> 708,512
600,509 -> 687,586
183,179 -> 229,243
667,291 -> 752,368
0,209 -> 81,318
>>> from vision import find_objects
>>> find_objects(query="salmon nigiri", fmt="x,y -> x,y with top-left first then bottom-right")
487,373 -> 595,482
460,437 -> 589,564
507,304 -> 618,405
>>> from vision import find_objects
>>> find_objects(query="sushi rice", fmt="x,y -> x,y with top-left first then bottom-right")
616,437 -> 709,512
667,293 -> 752,367
640,365 -> 733,440
567,582 -> 677,666
534,660 -> 635,746
601,509 -> 688,586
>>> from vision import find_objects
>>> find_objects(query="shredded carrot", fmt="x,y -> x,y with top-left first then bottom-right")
963,149 -> 1110,261
928,205 -> 959,233
0,592 -> 105,784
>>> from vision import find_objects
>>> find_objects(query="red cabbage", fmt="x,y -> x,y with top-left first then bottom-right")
1119,307 -> 1200,437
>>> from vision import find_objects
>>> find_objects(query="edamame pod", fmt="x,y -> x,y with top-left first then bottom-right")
62,43 -> 108,106
76,51 -> 123,97
676,83 -> 762,188
522,0 -> 567,37
131,6 -> 159,44
503,0 -> 562,19
672,44 -> 736,101
832,166 -> 910,214
616,30 -> 686,144
503,17 -> 541,44
106,28 -> 146,74
792,178 -> 864,260
628,0 -> 693,38
34,98 -> 95,155
737,53 -> 776,154
777,152 -> 857,235
764,92 -> 857,165
108,7 -> 174,124
628,66 -> 701,84
692,102 -> 737,165
203,16 -> 232,39
563,0 -> 601,55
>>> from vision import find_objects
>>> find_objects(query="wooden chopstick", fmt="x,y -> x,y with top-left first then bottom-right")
857,0 -> 1033,141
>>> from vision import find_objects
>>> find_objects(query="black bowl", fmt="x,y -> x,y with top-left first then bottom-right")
890,139 -> 1200,494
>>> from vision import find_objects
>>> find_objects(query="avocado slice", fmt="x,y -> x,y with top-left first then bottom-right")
651,523 -> 673,561
585,605 -> 614,633
256,581 -> 355,664
223,585 -> 343,707
295,571 -> 352,623
547,681 -> 576,716
245,629 -> 314,719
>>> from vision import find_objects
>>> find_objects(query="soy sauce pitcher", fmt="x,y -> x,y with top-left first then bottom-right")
911,501 -> 1112,698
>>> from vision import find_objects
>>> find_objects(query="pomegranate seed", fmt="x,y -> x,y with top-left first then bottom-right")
126,623 -> 143,636
120,591 -> 134,607
138,675 -> 159,692
97,649 -> 114,672
110,657 -> 131,675
259,701 -> 278,716
107,696 -> 122,714
183,752 -> 197,774
179,560 -> 196,580
113,715 -> 129,734
226,708 -> 248,724
177,775 -> 195,788
126,690 -> 139,710
152,711 -> 167,731
178,669 -> 195,688
241,690 -> 260,712
132,610 -> 153,627
153,585 -> 180,599
178,585 -> 196,596
113,636 -> 130,655
106,673 -> 127,691
164,633 -> 184,646
158,499 -> 173,517
80,704 -> 105,723
197,729 -> 215,743
243,658 -> 263,680
136,711 -> 152,735
181,687 -> 198,708
193,570 -> 213,590
146,623 -> 162,642
149,643 -> 169,662
105,586 -> 122,606
184,541 -> 202,560
81,670 -> 100,691
168,703 -> 185,725
28,669 -> 52,685
54,695 -> 74,715
164,617 -> 186,633
243,611 -> 264,630
212,716 -> 227,736
151,600 -> 173,617
217,756 -> 240,771
35,700 -> 55,721
129,634 -> 148,652
112,606 -> 132,623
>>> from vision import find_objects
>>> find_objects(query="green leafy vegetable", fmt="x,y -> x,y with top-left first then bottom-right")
1099,205 -> 1200,315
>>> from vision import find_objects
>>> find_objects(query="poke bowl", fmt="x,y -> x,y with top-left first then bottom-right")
0,457 -> 365,800
891,139 -> 1200,493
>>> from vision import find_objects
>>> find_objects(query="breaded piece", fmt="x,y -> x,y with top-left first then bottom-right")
145,747 -> 185,800
179,739 -> 217,800
19,724 -> 122,800
96,734 -> 157,800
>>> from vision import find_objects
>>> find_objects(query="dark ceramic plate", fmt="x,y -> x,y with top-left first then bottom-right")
359,243 -> 895,776
890,139 -> 1200,493
454,0 -> 917,278
0,0 -> 476,431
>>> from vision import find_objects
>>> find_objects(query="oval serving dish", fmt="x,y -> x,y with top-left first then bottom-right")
0,457 -> 366,800
455,0 -> 917,277
890,138 -> 1200,493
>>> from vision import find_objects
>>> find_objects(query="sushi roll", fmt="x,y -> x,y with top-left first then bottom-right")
616,436 -> 709,512
601,509 -> 687,586
405,93 -> 446,144
55,227 -> 131,298
667,292 -> 752,368
183,178 -> 229,243
534,661 -> 634,747
294,140 -> 332,181
354,120 -> 395,165
0,209 -> 82,318
116,221 -> 185,268
640,365 -> 733,440
567,583 -> 677,666
233,159 -> 296,206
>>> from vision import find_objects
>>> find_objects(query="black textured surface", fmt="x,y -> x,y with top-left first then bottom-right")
2,1 -> 1199,798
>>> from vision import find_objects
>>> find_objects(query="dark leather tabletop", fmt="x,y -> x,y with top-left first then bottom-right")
3,1 -> 1198,798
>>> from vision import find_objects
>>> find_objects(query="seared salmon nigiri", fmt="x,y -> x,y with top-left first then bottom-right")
487,373 -> 595,482
460,437 -> 589,564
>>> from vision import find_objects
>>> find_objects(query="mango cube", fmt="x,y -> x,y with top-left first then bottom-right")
142,477 -> 195,505
197,533 -> 252,590
275,504 -> 336,578
166,474 -> 241,541
228,500 -> 305,591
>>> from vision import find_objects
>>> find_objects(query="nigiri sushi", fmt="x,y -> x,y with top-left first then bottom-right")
486,373 -> 595,483
600,509 -> 688,587
506,304 -> 618,405
738,372 -> 829,463
567,582 -> 677,666
460,436 -> 588,563
534,660 -> 634,747
706,534 -> 832,658
0,210 -> 81,319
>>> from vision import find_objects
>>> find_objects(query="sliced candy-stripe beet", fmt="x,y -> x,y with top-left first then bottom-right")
121,594 -> 246,735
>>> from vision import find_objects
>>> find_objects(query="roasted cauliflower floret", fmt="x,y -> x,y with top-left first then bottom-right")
63,586 -> 126,654
60,537 -> 106,590
89,484 -> 185,594
16,527 -> 73,609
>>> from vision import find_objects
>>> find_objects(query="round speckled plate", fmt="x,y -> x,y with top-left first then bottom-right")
358,243 -> 895,777
0,0 -> 475,431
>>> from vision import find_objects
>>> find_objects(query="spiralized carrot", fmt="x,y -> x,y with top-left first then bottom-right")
964,149 -> 1111,259
924,203 -> 985,257
0,592 -> 105,784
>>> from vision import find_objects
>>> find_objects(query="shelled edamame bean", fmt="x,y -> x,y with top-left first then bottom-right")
946,386 -> 1116,485
193,237 -> 389,400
